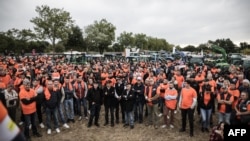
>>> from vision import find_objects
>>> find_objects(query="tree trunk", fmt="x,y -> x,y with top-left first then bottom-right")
52,37 -> 55,53
99,45 -> 104,55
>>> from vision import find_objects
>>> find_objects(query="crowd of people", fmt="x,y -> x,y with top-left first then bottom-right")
0,54 -> 250,141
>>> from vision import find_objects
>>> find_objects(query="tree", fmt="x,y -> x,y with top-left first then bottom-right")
208,38 -> 236,53
112,43 -> 124,52
197,43 -> 209,52
239,42 -> 250,50
65,26 -> 85,51
146,37 -> 172,51
182,45 -> 198,52
134,33 -> 147,49
117,31 -> 134,48
5,28 -> 36,41
84,19 -> 116,54
30,5 -> 74,50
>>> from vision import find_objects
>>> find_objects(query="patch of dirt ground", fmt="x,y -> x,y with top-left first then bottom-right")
24,107 -> 213,141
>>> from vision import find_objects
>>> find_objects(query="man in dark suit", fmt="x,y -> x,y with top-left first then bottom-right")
103,80 -> 116,127
86,81 -> 103,127
122,83 -> 135,129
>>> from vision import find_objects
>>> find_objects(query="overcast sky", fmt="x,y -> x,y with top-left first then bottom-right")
0,0 -> 249,47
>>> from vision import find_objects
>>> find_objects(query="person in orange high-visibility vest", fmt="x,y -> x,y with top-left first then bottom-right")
0,101 -> 26,141
144,78 -> 160,129
19,79 -> 42,140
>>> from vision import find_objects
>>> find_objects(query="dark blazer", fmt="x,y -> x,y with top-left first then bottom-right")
121,89 -> 135,112
103,86 -> 116,107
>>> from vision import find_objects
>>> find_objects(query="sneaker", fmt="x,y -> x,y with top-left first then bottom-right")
70,119 -> 75,123
161,125 -> 167,128
63,123 -> 70,129
47,129 -> 52,135
39,123 -> 45,128
78,116 -> 82,121
19,121 -> 24,125
158,113 -> 163,117
55,128 -> 60,133
170,124 -> 174,129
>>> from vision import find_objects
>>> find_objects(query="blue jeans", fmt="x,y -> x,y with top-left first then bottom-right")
57,103 -> 66,124
200,108 -> 212,128
76,98 -> 88,117
64,98 -> 74,120
218,112 -> 231,125
45,107 -> 59,129
125,111 -> 134,126
134,101 -> 144,122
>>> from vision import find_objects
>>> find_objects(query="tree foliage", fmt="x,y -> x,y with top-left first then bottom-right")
117,31 -> 134,48
0,31 -> 48,55
5,28 -> 36,41
65,26 -> 85,51
134,33 -> 147,49
30,5 -> 74,49
208,38 -> 236,53
84,19 -> 116,54
182,45 -> 198,52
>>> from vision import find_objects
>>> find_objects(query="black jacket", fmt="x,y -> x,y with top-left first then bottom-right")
86,87 -> 103,105
199,92 -> 214,109
132,83 -> 145,102
121,89 -> 135,112
44,89 -> 60,109
103,86 -> 116,107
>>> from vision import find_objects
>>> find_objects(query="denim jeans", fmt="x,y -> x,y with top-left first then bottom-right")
57,103 -> 66,124
64,98 -> 74,120
115,101 -> 125,123
24,112 -> 38,137
125,111 -> 134,126
76,97 -> 88,117
134,101 -> 144,123
45,107 -> 59,129
200,108 -> 212,128
218,112 -> 231,125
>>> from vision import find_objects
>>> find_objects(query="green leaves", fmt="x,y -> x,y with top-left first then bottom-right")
30,5 -> 73,48
84,19 -> 116,54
